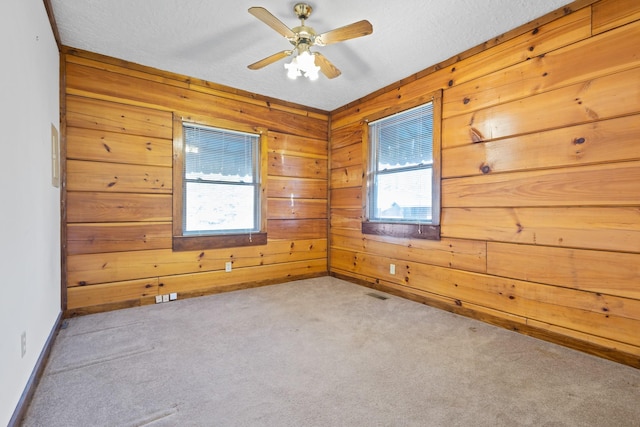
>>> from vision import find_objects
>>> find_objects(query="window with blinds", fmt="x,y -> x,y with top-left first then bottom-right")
182,123 -> 260,235
368,102 -> 434,223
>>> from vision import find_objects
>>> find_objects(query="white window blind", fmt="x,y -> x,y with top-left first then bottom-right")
369,102 -> 434,223
183,123 -> 260,235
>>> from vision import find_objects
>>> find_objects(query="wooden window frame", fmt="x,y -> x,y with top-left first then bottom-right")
361,89 -> 442,240
172,113 -> 268,251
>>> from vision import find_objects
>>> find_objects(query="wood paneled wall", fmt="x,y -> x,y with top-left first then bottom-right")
61,0 -> 638,367
329,0 -> 640,367
62,50 -> 329,315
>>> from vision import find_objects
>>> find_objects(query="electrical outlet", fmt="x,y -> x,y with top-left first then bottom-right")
162,294 -> 170,303
225,261 -> 232,272
155,295 -> 163,304
169,293 -> 178,301
390,264 -> 396,275
21,331 -> 26,358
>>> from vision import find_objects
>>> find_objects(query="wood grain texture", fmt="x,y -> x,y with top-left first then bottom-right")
67,239 -> 327,286
523,318 -> 640,365
442,161 -> 640,208
487,242 -> 640,300
63,48 -> 329,312
443,21 -> 640,119
441,207 -> 640,253
65,62 -> 328,140
67,127 -> 172,167
267,177 -> 327,199
268,132 -> 328,158
159,259 -> 327,294
361,222 -> 440,241
442,66 -> 640,148
441,8 -> 592,90
330,166 -> 363,189
442,114 -> 640,178
332,143 -> 362,169
330,8 -> 591,131
64,50 -> 330,118
67,278 -> 159,309
67,222 -> 172,255
592,0 -> 640,34
332,80 -> 443,132
330,187 -> 363,210
67,192 -> 172,223
330,209 -> 363,230
331,123 -> 362,150
172,233 -> 268,252
171,114 -> 185,238
331,227 -> 486,273
66,160 -> 172,193
267,199 -> 328,220
268,220 -> 328,240
268,153 -> 328,179
66,95 -> 173,139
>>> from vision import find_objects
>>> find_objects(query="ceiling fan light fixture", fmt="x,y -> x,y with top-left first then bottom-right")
248,4 -> 372,80
284,49 -> 320,81
284,59 -> 300,79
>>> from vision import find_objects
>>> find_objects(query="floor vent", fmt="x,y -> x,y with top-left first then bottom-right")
366,292 -> 388,300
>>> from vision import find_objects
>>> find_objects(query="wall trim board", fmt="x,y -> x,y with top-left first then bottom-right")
59,51 -> 68,312
330,272 -> 640,369
8,312 -> 63,427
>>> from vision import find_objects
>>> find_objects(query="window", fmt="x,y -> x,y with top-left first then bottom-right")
363,91 -> 441,240
173,116 -> 267,250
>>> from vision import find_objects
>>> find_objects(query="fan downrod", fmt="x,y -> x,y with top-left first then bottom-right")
294,3 -> 312,20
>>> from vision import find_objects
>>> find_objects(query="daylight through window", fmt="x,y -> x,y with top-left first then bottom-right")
368,102 -> 435,223
182,123 -> 260,235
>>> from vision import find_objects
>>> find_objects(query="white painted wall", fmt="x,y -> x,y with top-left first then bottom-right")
0,0 -> 61,425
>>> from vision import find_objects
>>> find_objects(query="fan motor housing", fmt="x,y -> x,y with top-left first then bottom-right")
291,25 -> 316,47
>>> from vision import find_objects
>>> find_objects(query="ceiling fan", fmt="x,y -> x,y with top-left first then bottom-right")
247,3 -> 373,80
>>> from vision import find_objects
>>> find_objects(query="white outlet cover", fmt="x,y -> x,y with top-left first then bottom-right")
169,293 -> 177,301
225,261 -> 232,272
162,294 -> 169,303
155,295 -> 163,304
390,264 -> 396,275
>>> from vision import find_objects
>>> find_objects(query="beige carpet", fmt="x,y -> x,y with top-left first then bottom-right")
21,276 -> 640,426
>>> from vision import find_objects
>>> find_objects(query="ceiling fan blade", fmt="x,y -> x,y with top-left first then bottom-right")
248,7 -> 296,39
248,50 -> 293,70
314,53 -> 341,79
316,20 -> 373,46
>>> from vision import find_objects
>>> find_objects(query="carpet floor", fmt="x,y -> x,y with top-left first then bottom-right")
21,276 -> 640,426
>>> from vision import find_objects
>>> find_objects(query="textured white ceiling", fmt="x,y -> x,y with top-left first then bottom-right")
51,0 -> 571,111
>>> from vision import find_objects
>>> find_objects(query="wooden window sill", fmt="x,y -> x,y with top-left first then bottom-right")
362,222 -> 440,240
172,232 -> 267,251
